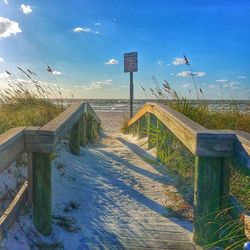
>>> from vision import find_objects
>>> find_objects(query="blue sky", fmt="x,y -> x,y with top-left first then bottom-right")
0,0 -> 249,99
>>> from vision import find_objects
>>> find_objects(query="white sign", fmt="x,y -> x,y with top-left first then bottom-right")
124,52 -> 138,73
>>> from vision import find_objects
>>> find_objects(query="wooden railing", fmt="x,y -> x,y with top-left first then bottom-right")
0,102 -> 101,238
128,102 -> 250,247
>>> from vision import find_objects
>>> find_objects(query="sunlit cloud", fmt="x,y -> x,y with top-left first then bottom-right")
223,82 -> 240,88
0,17 -> 22,38
172,57 -> 186,65
20,4 -> 32,15
208,84 -> 219,89
0,57 -> 4,62
105,59 -> 119,65
157,60 -> 164,66
81,80 -> 112,90
176,71 -> 206,77
73,27 -> 91,33
216,79 -> 227,83
73,27 -> 99,34
238,76 -> 246,79
0,71 -> 10,78
52,71 -> 62,75
3,0 -> 8,4
94,22 -> 101,26
181,83 -> 191,88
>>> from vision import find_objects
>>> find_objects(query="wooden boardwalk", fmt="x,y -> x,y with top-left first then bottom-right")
51,132 -> 196,249
1,102 -> 249,249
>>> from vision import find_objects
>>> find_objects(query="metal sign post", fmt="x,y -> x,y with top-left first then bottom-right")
124,52 -> 138,118
130,72 -> 133,118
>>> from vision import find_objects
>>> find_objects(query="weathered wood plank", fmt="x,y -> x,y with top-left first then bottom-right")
80,114 -> 87,146
148,114 -> 157,149
33,152 -> 52,236
86,102 -> 102,125
27,153 -> 33,207
127,102 -> 250,159
193,156 -> 225,246
0,127 -> 25,174
0,181 -> 28,241
69,121 -> 80,155
39,102 -> 83,138
138,116 -> 147,139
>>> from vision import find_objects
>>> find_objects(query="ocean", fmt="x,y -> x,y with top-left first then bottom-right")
65,99 -> 250,114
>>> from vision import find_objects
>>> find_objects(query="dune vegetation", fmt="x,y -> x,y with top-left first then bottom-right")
133,67 -> 249,249
0,67 -> 66,134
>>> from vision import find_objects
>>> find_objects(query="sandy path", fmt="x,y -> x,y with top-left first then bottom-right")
2,116 -> 195,249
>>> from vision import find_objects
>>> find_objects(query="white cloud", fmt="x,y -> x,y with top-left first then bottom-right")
52,71 -> 62,75
157,60 -> 164,66
223,82 -> 240,88
73,27 -> 99,34
0,17 -> 22,38
20,4 -> 32,15
0,57 -> 4,62
216,79 -> 227,83
208,84 -> 219,89
238,75 -> 246,79
172,57 -> 186,65
176,71 -> 206,77
73,27 -> 91,33
94,22 -> 101,26
82,80 -> 112,90
170,73 -> 175,76
105,59 -> 119,65
0,71 -> 10,78
181,83 -> 191,88
3,0 -> 8,4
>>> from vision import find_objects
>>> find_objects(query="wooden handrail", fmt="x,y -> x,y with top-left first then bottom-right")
0,102 -> 101,163
128,102 -> 250,164
0,127 -> 25,174
0,102 -> 101,237
128,101 -> 250,246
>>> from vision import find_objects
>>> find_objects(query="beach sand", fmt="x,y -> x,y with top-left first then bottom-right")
97,111 -> 129,134
1,111 -> 194,249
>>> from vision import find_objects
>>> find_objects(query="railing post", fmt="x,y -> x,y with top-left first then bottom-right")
69,120 -> 80,155
27,153 -> 33,207
86,114 -> 95,144
156,118 -> 161,158
33,152 -> 52,236
80,114 -> 87,147
93,120 -> 97,140
193,156 -> 230,246
132,122 -> 137,137
138,116 -> 147,139
148,114 -> 157,149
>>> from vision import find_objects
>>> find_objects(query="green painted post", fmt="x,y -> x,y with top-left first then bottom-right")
97,123 -> 101,136
148,114 -> 157,149
69,120 -> 80,155
87,115 -> 94,144
33,152 -> 52,236
93,120 -> 97,140
138,116 -> 147,139
193,156 -> 230,246
80,114 -> 87,147
221,158 -> 230,209
156,119 -> 161,158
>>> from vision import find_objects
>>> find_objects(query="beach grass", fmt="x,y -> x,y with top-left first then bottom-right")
128,74 -> 250,249
0,67 -> 65,134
